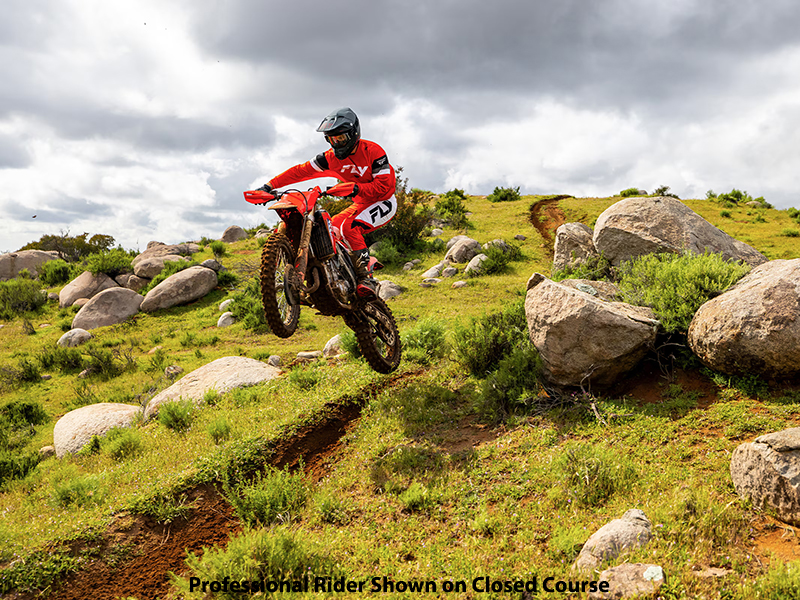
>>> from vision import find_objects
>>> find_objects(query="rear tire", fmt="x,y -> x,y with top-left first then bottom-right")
260,233 -> 300,338
345,298 -> 401,374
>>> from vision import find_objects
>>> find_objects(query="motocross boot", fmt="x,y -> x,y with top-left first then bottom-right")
351,248 -> 378,299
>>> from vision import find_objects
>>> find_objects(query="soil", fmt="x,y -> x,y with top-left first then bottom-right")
528,196 -> 570,251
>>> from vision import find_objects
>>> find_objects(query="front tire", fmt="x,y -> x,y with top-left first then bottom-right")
260,233 -> 300,338
345,298 -> 401,374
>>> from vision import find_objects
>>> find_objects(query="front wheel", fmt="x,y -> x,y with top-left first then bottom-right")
260,232 -> 300,338
345,298 -> 401,374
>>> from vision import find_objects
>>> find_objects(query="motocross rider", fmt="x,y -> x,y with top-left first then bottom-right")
258,107 -> 397,299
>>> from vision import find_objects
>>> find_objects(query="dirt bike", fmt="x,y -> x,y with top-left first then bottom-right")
244,185 -> 401,374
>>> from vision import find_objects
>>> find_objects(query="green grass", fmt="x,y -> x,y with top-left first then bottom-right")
2,193 -> 800,598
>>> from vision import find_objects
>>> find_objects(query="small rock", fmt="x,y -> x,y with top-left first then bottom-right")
431,228 -> 444,236
219,299 -> 234,312
514,234 -> 527,241
297,351 -> 323,361
39,446 -> 56,459
421,266 -> 441,279
452,281 -> 468,288
442,267 -> 458,278
165,365 -> 184,379
573,509 -> 652,572
41,374 -> 52,381
147,345 -> 164,355
217,312 -> 236,327
48,292 -> 59,301
323,335 -> 342,358
201,259 -> 223,272
267,355 -> 282,367
588,564 -> 664,600
422,278 -> 442,285
402,262 -> 414,271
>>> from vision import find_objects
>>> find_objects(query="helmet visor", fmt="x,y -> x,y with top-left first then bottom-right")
325,132 -> 351,148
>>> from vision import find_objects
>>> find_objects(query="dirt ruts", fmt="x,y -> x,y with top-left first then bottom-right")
529,195 -> 570,250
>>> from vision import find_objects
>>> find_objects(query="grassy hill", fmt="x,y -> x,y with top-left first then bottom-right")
2,193 -> 800,599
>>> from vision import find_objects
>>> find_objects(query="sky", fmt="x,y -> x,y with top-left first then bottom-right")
2,0 -> 800,253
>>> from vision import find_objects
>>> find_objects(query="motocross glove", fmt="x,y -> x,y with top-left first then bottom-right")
258,183 -> 274,193
327,182 -> 359,198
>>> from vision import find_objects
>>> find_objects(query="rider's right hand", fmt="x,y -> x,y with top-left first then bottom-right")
258,183 -> 274,193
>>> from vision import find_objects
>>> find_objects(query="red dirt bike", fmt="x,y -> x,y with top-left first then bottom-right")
244,185 -> 401,373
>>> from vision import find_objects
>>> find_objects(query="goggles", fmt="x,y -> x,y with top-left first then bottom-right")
325,132 -> 351,148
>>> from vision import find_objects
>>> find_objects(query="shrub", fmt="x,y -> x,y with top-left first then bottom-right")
471,243 -> 522,276
781,228 -> 800,237
619,187 -> 642,197
551,443 -> 636,507
617,252 -> 751,333
38,259 -> 72,287
401,318 -> 448,365
52,474 -> 104,508
207,417 -> 231,444
366,167 -> 433,253
216,269 -> 238,287
0,451 -> 41,488
85,248 -> 133,277
551,253 -> 613,282
435,189 -> 471,228
103,427 -> 143,461
451,299 -> 529,376
486,186 -> 521,203
38,346 -> 85,373
370,239 -> 403,267
0,279 -> 46,320
1,399 -> 48,429
652,185 -> 679,198
339,328 -> 361,359
229,278 -> 269,333
174,528 -> 336,599
720,210 -> 732,218
209,240 -> 227,259
19,231 -> 115,262
399,481 -> 437,512
476,344 -> 543,422
223,467 -> 309,527
158,399 -> 195,432
287,365 -> 321,390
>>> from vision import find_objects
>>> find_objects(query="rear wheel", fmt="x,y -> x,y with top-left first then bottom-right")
260,233 -> 300,338
345,298 -> 401,374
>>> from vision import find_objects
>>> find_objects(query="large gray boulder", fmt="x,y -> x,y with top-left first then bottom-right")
53,403 -> 142,458
688,259 -> 800,378
133,255 -> 188,279
525,273 -> 659,387
140,266 -> 217,313
464,253 -> 489,275
573,509 -> 652,572
731,428 -> 800,526
144,356 -> 281,420
72,287 -> 144,330
588,564 -> 665,600
59,271 -> 118,308
377,280 -> 404,301
553,223 -> 597,272
221,225 -> 248,243
593,196 -> 767,267
115,273 -> 149,293
131,242 -> 199,270
444,237 -> 482,263
0,250 -> 60,281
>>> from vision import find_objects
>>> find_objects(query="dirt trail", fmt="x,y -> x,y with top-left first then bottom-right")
528,195 -> 570,250
35,369 -> 421,600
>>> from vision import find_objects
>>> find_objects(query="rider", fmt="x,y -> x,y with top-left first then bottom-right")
258,107 -> 397,299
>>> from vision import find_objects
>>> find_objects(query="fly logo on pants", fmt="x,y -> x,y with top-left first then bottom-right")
368,201 -> 394,224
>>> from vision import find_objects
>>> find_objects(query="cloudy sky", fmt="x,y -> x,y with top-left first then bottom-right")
1,0 -> 799,252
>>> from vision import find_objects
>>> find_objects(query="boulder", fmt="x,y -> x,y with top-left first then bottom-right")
422,265 -> 442,279
553,222 -> 597,272
59,271 -> 118,308
133,255 -> 188,279
441,267 -> 458,278
452,281 -> 468,289
324,334 -> 343,358
221,226 -> 248,243
593,196 -> 767,267
140,266 -> 218,313
57,328 -> 93,348
444,238 -> 482,263
219,298 -> 234,312
465,253 -> 489,275
201,259 -> 223,272
0,250 -> 60,281
588,564 -> 665,600
558,279 -> 621,302
430,228 -> 444,237
525,273 -> 659,387
730,428 -> 800,526
72,288 -> 144,330
115,273 -> 149,293
573,509 -> 652,572
53,403 -> 142,458
144,356 -> 280,420
482,239 -> 510,253
446,235 -> 474,250
687,259 -> 800,378
378,280 -> 404,301
132,242 -> 199,269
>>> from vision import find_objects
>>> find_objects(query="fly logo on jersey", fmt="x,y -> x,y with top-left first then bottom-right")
341,165 -> 369,177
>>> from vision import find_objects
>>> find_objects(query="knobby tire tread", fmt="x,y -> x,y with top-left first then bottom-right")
348,297 -> 401,374
260,233 -> 300,338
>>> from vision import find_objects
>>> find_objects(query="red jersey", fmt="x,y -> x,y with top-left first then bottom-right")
268,140 -> 396,204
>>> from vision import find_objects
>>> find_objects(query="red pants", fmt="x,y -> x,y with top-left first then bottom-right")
331,195 -> 398,251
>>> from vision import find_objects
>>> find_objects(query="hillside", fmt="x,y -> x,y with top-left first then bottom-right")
2,193 -> 800,599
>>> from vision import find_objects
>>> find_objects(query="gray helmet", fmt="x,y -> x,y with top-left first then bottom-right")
316,107 -> 361,159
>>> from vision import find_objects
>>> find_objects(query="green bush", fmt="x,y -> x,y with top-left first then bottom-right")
209,240 -> 227,259
366,167 -> 433,253
619,187 -> 642,197
38,345 -> 85,373
19,231 -> 115,262
720,210 -> 732,218
435,189 -> 470,228
158,399 -> 195,432
216,269 -> 238,287
0,278 -> 46,320
371,239 -> 403,267
452,299 -> 529,376
486,186 -> 521,203
0,451 -> 41,488
471,243 -> 522,276
85,248 -> 133,277
223,467 -> 309,527
229,278 -> 270,333
52,474 -> 104,508
781,228 -> 800,237
551,443 -> 636,507
401,318 -> 447,365
174,528 -> 336,599
617,252 -> 751,334
287,365 -> 321,390
652,185 -> 679,198
38,259 -> 72,286
207,416 -> 231,444
476,344 -> 543,422
103,427 -> 143,461
551,253 -> 613,282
